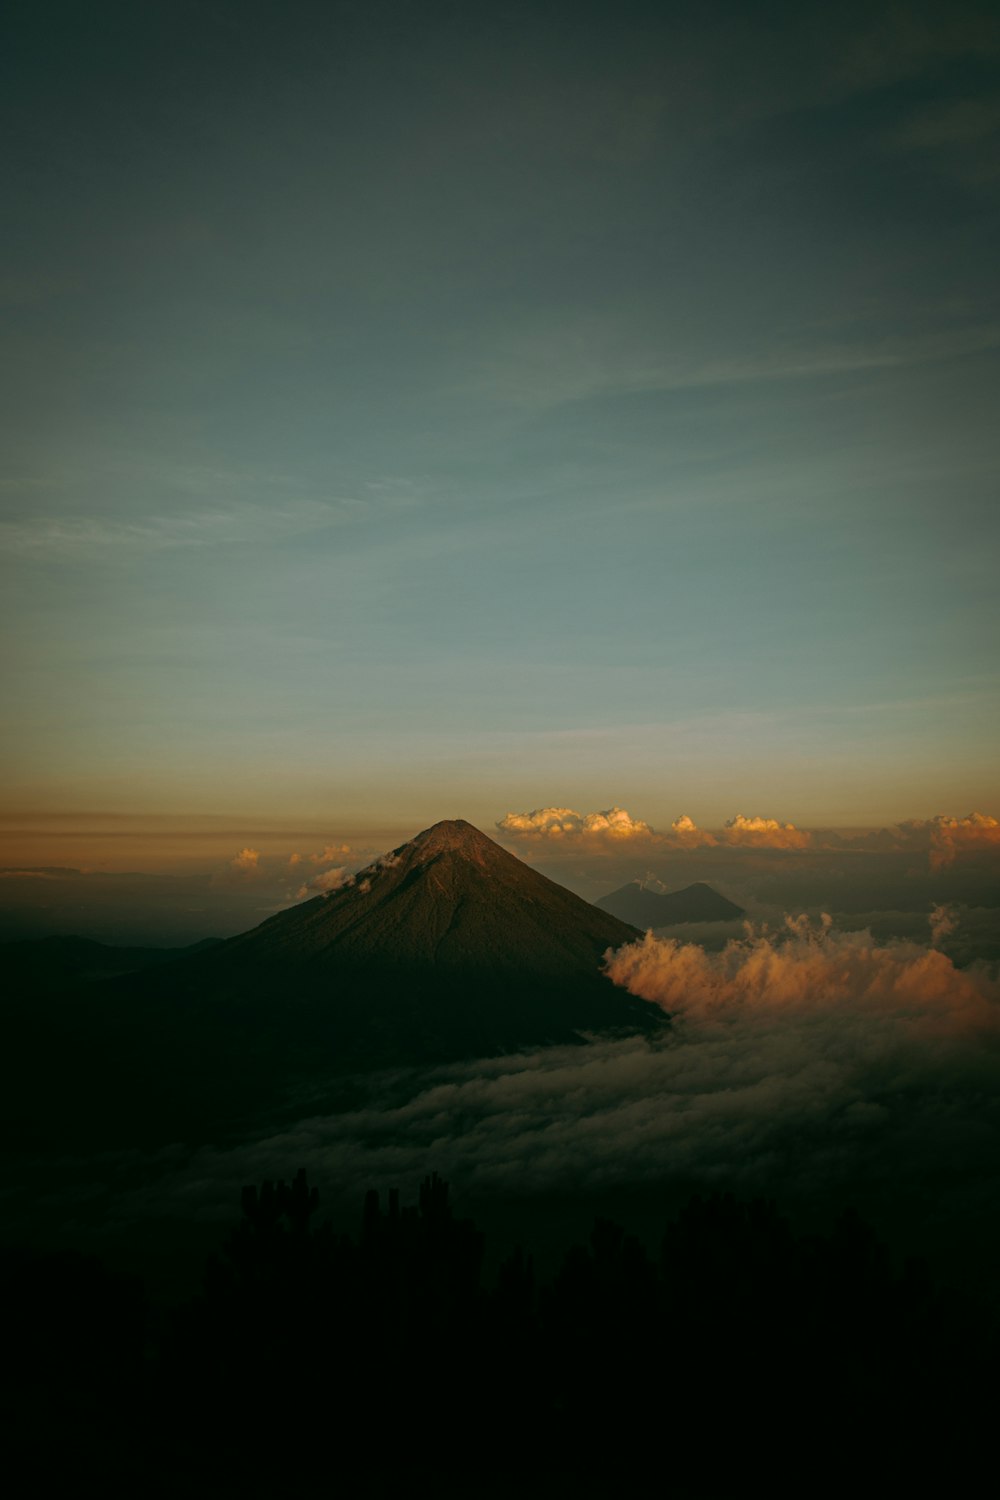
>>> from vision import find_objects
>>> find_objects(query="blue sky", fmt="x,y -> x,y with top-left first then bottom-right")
2,0 -> 998,862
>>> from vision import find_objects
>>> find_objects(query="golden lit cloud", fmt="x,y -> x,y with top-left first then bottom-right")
722,813 -> 811,849
497,808 -> 589,837
898,812 -> 1000,869
668,814 -> 717,847
230,847 -> 262,872
295,866 -> 353,900
606,914 -> 999,1032
309,842 -> 353,865
497,806 -> 653,841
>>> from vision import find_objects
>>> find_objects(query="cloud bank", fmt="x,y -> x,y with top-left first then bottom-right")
497,806 -> 812,851
669,814 -> 718,848
896,812 -> 1000,868
497,805 -> 1000,865
722,814 -> 811,849
101,914 -> 1000,1276
604,915 -> 998,1032
497,806 -> 653,840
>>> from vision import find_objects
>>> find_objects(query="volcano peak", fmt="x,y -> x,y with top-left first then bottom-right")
156,815 -> 662,1065
396,818 -> 514,873
410,818 -> 491,852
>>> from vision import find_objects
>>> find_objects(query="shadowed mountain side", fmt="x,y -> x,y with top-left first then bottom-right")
597,880 -> 745,928
4,822 -> 661,1148
149,821 -> 658,1058
2,935 -> 221,998
225,819 -> 640,972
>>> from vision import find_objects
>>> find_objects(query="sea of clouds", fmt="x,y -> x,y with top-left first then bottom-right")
89,908 -> 998,1281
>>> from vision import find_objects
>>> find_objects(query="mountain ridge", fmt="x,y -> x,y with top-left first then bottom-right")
596,879 -> 745,928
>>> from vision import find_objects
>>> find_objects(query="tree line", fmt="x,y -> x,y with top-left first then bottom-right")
2,1170 -> 994,1496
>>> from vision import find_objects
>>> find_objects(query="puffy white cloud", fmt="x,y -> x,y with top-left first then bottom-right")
294,866 -> 353,900
497,807 -> 589,837
668,814 -> 717,847
582,806 -> 653,837
722,814 -> 811,849
843,812 -> 1000,866
899,812 -> 1000,869
309,843 -> 352,866
292,847 -> 401,902
497,805 -> 819,851
229,847 -> 261,873
497,805 -> 653,841
605,914 -> 998,1031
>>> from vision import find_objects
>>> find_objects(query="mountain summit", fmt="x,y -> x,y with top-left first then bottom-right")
222,817 -> 640,977
160,817 -> 663,1066
23,819 -> 662,1145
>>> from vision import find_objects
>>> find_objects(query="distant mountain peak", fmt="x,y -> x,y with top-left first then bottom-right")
596,880 -> 745,927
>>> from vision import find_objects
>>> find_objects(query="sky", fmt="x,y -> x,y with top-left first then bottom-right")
3,0 -> 998,872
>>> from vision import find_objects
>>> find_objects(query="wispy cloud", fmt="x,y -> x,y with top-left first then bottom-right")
468,322 -> 1000,411
0,497 -> 363,560
295,866 -> 353,900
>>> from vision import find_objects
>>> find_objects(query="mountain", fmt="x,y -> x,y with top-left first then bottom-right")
8,821 -> 662,1146
596,880 -> 745,928
181,819 -> 659,1056
2,934 -> 218,999
224,819 -> 639,974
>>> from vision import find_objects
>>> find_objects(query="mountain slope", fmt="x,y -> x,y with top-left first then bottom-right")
222,819 -> 639,975
596,880 -> 745,928
25,821 -> 663,1143
181,819 -> 659,1055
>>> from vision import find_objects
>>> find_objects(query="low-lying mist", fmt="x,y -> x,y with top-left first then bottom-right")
71,912 -> 996,1287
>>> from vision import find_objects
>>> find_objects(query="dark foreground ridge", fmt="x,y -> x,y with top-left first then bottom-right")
597,879 -> 745,927
5,820 -> 663,1148
4,1169 -> 993,1498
